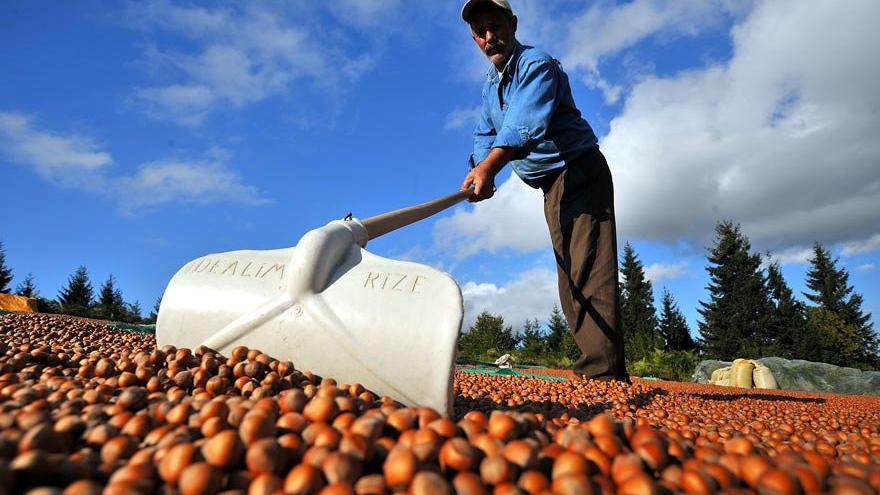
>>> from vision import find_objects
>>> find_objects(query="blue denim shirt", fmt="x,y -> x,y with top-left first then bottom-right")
470,42 -> 598,188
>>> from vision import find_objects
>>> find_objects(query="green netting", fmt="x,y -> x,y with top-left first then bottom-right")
455,357 -> 548,369
456,357 -> 495,366
458,366 -> 568,382
108,322 -> 156,334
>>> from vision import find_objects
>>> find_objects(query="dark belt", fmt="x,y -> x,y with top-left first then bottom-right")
538,146 -> 600,194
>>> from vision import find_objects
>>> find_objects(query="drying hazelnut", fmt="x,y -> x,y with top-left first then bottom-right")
383,445 -> 417,490
453,471 -> 489,495
480,454 -> 517,485
353,474 -> 386,495
284,463 -> 325,495
249,473 -> 283,495
411,470 -> 453,495
488,412 -> 517,441
202,429 -> 244,469
440,437 -> 482,473
322,452 -> 362,485
246,437 -> 284,475
178,462 -> 222,495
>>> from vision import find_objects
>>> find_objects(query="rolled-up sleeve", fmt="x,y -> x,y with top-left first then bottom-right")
470,97 -> 496,169
492,59 -> 558,151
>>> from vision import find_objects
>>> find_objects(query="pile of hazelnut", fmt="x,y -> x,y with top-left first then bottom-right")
1,312 -> 879,494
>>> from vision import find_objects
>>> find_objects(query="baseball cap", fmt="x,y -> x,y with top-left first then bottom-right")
461,0 -> 514,23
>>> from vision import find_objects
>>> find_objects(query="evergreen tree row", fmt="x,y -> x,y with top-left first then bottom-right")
457,306 -> 579,367
458,221 -> 877,373
0,242 -> 158,324
698,221 -> 878,369
619,242 -> 698,366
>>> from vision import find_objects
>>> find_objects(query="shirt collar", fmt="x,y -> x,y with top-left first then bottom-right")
489,40 -> 522,83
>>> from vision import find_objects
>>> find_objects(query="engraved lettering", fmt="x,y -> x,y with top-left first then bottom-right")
364,272 -> 381,288
361,271 -> 425,295
221,261 -> 238,275
184,257 -> 285,281
391,274 -> 407,291
208,260 -> 222,273
196,258 -> 212,272
411,275 -> 425,294
261,264 -> 285,279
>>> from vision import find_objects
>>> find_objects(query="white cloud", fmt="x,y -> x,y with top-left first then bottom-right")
644,262 -> 687,283
444,106 -> 482,131
842,234 -> 880,256
461,266 -> 559,332
125,1 -> 383,126
434,173 -> 547,258
114,159 -> 269,214
857,263 -> 875,273
503,0 -> 738,100
0,112 -> 112,177
133,85 -> 216,127
604,0 -> 880,250
440,0 -> 880,259
560,0 -> 730,75
0,110 -> 267,214
765,246 -> 814,266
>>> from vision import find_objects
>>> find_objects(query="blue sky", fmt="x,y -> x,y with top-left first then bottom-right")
2,0 -> 878,339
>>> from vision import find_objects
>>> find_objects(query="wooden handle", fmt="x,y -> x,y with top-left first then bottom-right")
362,189 -> 472,240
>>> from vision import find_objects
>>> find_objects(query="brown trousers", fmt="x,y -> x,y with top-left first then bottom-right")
541,148 -> 627,380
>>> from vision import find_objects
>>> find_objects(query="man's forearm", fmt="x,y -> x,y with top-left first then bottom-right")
479,146 -> 520,176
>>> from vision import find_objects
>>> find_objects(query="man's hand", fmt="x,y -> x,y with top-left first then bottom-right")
461,163 -> 497,202
461,147 -> 519,202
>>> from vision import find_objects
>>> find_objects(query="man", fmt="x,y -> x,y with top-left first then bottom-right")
460,0 -> 628,381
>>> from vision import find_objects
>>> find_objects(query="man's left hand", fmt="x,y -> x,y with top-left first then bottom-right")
461,163 -> 497,202
461,147 -> 520,202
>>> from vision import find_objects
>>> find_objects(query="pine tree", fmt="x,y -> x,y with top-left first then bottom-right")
94,275 -> 126,321
698,221 -> 774,360
15,273 -> 39,298
58,266 -> 95,316
765,261 -> 806,359
545,306 -> 579,364
619,242 -> 661,362
658,288 -> 697,351
0,242 -> 13,294
518,318 -> 546,361
545,306 -> 568,355
559,324 -> 580,363
458,312 -> 518,360
804,243 -> 878,368
125,301 -> 144,324
146,296 -> 162,324
802,307 -> 863,367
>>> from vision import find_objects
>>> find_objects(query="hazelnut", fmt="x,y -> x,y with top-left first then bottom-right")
246,437 -> 284,475
284,463 -> 325,495
202,429 -> 244,469
439,437 -> 482,473
178,462 -> 222,495
383,446 -> 417,490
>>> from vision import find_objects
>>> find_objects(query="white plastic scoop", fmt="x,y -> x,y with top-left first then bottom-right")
156,190 -> 471,415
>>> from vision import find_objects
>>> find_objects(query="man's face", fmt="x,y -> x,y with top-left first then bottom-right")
469,8 -> 517,71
